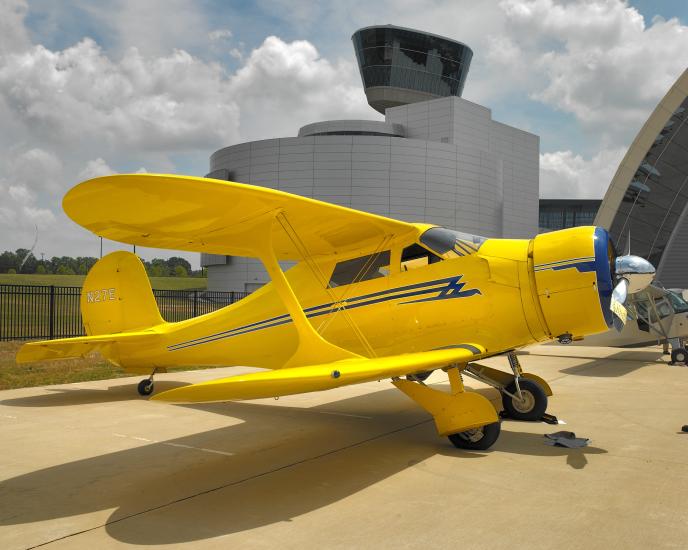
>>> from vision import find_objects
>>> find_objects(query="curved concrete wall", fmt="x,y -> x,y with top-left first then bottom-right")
205,97 -> 539,291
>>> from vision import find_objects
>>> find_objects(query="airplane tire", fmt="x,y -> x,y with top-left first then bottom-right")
502,379 -> 547,421
671,348 -> 688,365
138,379 -> 154,396
406,370 -> 432,382
448,422 -> 500,450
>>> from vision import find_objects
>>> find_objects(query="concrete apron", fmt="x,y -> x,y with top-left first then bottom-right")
0,345 -> 687,549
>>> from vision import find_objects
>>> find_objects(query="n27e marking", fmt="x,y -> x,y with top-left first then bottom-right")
86,288 -> 116,303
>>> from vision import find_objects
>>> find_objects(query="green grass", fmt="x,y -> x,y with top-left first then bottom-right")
1,341 -> 130,389
0,273 -> 206,290
1,341 -> 212,390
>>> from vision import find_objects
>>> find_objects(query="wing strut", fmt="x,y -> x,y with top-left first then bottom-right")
275,211 -> 383,358
254,210 -> 361,368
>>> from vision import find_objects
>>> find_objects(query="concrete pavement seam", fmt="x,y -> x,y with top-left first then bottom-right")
27,418 -> 433,549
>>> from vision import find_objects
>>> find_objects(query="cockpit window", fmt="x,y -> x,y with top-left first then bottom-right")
401,243 -> 442,271
329,251 -> 391,287
666,290 -> 688,313
420,227 -> 487,258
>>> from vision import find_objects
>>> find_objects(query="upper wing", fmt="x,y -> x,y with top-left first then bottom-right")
64,174 -> 418,260
151,345 -> 484,403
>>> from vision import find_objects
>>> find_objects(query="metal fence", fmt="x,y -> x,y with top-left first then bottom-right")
0,284 -> 249,341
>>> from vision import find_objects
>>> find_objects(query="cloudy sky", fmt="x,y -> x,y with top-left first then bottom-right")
1,0 -> 687,266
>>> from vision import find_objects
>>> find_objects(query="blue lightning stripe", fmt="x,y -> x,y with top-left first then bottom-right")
549,261 -> 596,272
534,256 -> 595,270
168,275 -> 472,351
458,240 -> 479,252
454,241 -> 473,255
401,275 -> 481,304
534,260 -> 596,273
168,276 -> 457,350
168,275 -> 482,351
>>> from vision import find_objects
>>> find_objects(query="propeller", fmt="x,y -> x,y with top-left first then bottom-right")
611,278 -> 629,331
610,253 -> 655,332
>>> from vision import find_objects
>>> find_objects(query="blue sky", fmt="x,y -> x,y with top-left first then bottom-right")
1,0 -> 687,264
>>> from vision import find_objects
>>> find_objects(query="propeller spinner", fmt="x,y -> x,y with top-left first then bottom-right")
610,255 -> 656,331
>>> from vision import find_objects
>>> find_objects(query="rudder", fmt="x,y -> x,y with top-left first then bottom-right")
82,251 -> 164,335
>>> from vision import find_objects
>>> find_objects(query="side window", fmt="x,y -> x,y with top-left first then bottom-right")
655,298 -> 672,319
401,243 -> 442,272
328,251 -> 391,287
635,299 -> 658,323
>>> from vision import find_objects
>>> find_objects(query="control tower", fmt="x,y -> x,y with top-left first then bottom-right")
352,25 -> 473,114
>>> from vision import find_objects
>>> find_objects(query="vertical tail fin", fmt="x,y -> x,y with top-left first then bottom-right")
82,251 -> 164,335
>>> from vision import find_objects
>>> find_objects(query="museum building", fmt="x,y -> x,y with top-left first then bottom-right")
202,25 -> 540,292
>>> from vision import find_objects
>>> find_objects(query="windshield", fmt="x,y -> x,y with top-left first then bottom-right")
666,290 -> 688,313
420,227 -> 487,258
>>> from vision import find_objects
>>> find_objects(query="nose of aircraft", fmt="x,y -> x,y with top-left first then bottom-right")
614,255 -> 656,293
610,253 -> 656,331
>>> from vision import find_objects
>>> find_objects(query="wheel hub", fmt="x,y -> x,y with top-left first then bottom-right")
511,389 -> 535,413
458,427 -> 485,443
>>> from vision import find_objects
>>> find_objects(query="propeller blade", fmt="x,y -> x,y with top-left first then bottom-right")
610,278 -> 629,332
612,277 -> 628,304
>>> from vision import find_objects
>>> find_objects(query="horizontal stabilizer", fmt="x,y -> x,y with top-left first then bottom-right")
16,331 -> 161,363
151,345 -> 485,403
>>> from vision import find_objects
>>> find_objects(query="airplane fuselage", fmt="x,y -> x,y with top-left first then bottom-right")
113,226 -> 613,372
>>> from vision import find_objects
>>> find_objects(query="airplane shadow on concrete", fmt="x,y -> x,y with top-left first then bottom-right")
0,386 -> 606,546
0,380 -> 190,407
554,350 -> 667,377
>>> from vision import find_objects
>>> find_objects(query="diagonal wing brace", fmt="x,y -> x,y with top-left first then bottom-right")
251,209 -> 361,368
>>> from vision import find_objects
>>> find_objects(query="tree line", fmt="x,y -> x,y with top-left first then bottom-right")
0,249 -> 205,278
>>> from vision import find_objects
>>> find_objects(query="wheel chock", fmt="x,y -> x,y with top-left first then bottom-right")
392,379 -> 498,436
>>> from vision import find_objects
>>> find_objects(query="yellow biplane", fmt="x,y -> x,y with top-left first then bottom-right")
17,174 -> 655,450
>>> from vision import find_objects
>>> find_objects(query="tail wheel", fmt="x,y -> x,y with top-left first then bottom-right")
501,379 -> 547,421
137,379 -> 154,396
448,422 -> 501,450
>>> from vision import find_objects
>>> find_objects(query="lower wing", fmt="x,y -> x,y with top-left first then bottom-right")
151,345 -> 484,403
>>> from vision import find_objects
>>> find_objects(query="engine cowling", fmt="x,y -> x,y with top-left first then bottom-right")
531,226 -> 614,340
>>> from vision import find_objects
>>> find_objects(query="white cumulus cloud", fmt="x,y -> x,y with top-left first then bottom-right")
540,147 -> 626,199
495,0 -> 688,144
228,35 -> 372,140
209,29 -> 232,41
77,158 -> 116,181
0,0 -> 30,54
0,38 -> 241,152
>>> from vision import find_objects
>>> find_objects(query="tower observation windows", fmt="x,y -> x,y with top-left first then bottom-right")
353,26 -> 473,99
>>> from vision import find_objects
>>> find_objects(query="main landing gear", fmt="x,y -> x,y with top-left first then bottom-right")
667,338 -> 688,365
393,352 -> 552,451
463,352 -> 551,422
137,368 -> 158,396
448,422 -> 501,451
393,365 -> 501,451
